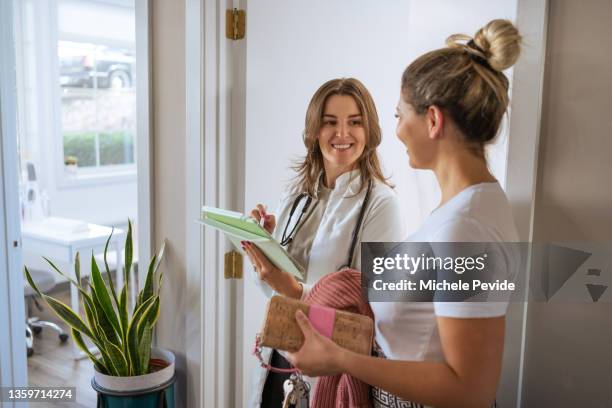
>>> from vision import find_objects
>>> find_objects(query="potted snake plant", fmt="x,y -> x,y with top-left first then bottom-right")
24,220 -> 175,407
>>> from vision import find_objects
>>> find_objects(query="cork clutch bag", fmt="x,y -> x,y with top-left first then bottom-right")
259,295 -> 374,355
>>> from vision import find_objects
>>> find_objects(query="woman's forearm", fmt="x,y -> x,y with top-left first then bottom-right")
268,270 -> 302,299
279,274 -> 303,298
335,350 -> 494,408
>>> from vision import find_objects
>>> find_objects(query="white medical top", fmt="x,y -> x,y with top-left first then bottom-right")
253,170 -> 404,299
249,171 -> 404,407
370,182 -> 519,362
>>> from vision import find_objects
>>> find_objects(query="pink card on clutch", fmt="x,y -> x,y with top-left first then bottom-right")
259,295 -> 373,355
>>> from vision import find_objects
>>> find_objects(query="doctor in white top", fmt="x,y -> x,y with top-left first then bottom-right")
287,20 -> 523,408
242,78 -> 404,407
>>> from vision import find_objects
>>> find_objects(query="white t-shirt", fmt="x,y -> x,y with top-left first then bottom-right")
370,181 -> 519,362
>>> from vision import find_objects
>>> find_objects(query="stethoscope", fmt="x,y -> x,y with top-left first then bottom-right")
280,179 -> 373,269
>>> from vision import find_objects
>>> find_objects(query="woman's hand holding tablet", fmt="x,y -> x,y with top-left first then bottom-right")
242,240 -> 303,299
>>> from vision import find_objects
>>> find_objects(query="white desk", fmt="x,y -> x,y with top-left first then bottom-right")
21,218 -> 134,359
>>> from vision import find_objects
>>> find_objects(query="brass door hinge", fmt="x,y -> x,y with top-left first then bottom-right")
224,250 -> 243,279
226,8 -> 245,40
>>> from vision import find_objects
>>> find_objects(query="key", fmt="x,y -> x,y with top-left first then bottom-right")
293,375 -> 310,408
297,382 -> 310,408
296,386 -> 309,408
283,377 -> 297,408
283,389 -> 297,408
297,395 -> 309,408
283,378 -> 294,399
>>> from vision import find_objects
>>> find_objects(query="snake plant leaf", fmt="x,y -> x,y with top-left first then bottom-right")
71,329 -> 108,374
139,325 -> 153,374
156,273 -> 164,297
103,228 -> 120,309
124,220 -> 133,291
139,297 -> 160,339
42,295 -> 96,340
26,262 -> 95,338
34,261 -> 95,318
126,335 -> 140,375
90,285 -> 121,347
42,256 -> 83,291
137,295 -> 160,341
76,297 -> 120,377
82,295 -> 97,332
81,293 -> 101,340
153,239 -> 166,275
24,266 -> 43,297
93,319 -> 122,377
139,254 -> 157,309
24,267 -> 105,341
41,255 -> 107,321
102,335 -> 129,376
119,283 -> 128,338
74,252 -> 81,285
128,295 -> 157,332
134,297 -> 159,375
126,296 -> 157,375
137,239 -> 166,310
91,253 -> 122,337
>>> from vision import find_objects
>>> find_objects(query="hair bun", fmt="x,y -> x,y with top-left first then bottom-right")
472,19 -> 522,71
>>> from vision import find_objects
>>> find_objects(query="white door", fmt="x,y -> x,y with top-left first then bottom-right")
239,1 -> 520,406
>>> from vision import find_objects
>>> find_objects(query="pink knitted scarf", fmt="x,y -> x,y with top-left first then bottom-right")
304,269 -> 373,408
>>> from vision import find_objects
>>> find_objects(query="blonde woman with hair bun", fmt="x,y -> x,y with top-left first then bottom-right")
287,20 -> 522,408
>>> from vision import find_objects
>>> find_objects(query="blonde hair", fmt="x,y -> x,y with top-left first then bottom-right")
401,19 -> 522,156
292,78 -> 391,196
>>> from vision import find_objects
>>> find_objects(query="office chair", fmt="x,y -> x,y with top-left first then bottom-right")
24,267 -> 69,357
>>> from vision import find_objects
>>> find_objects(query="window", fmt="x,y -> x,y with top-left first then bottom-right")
60,41 -> 136,171
56,0 -> 137,181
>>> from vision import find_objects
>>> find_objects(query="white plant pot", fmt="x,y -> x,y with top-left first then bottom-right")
93,347 -> 175,393
64,164 -> 78,177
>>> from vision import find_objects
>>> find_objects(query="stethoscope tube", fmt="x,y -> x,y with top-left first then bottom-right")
280,179 -> 372,270
279,193 -> 313,247
343,179 -> 372,269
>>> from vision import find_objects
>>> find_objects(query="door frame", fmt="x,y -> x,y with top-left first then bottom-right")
504,0 -> 549,407
184,0 -> 550,407
0,0 -> 28,403
135,0 -> 155,295
185,0 -> 238,406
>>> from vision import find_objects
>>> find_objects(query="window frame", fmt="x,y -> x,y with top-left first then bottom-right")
51,1 -> 138,188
